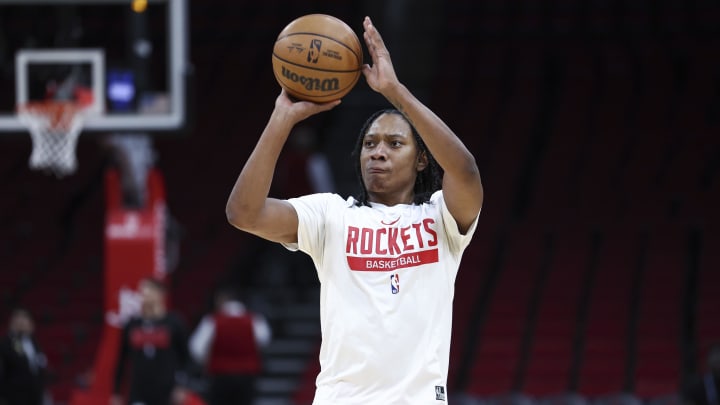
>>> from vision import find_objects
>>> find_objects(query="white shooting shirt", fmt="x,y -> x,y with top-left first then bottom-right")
284,190 -> 479,404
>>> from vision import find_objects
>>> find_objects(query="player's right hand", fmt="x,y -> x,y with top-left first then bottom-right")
274,89 -> 341,125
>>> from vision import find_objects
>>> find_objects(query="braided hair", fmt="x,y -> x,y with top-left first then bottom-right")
352,109 -> 443,207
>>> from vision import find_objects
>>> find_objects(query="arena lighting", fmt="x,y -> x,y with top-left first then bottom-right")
131,0 -> 147,13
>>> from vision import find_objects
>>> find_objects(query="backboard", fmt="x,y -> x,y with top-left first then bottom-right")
0,0 -> 190,133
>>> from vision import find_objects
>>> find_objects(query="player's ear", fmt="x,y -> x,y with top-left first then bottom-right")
416,151 -> 428,172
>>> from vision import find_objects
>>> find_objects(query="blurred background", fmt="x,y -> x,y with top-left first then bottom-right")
0,0 -> 719,404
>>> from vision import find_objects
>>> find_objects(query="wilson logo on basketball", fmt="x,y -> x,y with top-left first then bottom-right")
280,66 -> 340,92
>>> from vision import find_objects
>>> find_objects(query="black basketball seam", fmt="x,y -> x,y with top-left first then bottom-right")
272,53 -> 362,73
275,31 -> 363,64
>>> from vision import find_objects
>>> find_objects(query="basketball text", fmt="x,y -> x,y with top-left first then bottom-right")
281,66 -> 340,92
345,220 -> 438,255
344,220 -> 440,271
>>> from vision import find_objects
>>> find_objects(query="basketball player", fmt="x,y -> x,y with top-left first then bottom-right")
226,16 -> 483,404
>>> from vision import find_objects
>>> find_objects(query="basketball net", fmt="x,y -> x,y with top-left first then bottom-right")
17,100 -> 88,177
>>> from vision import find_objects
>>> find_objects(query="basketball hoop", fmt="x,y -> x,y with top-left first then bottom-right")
17,100 -> 89,177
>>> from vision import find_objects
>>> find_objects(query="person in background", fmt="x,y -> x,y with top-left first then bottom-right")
111,278 -> 189,405
0,308 -> 48,405
189,287 -> 271,405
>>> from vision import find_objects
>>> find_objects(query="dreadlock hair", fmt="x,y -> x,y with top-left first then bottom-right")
352,109 -> 443,207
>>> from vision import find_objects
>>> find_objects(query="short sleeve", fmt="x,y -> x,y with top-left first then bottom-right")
431,190 -> 480,254
281,193 -> 337,258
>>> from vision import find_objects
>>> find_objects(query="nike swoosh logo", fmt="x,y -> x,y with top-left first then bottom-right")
381,217 -> 400,226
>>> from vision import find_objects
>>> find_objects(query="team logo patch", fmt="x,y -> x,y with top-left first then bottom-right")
391,273 -> 400,294
435,385 -> 446,401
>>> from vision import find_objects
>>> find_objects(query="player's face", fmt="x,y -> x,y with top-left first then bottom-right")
360,113 -> 427,205
139,281 -> 163,309
9,312 -> 33,334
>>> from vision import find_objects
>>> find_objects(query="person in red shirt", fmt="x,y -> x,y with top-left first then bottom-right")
189,288 -> 271,405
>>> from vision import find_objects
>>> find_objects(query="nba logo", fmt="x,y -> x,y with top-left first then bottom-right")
307,39 -> 322,63
435,385 -> 446,401
390,274 -> 400,294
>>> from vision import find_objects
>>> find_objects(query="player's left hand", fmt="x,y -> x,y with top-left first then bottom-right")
361,16 -> 400,95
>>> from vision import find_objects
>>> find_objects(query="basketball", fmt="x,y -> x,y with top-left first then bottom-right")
272,14 -> 363,103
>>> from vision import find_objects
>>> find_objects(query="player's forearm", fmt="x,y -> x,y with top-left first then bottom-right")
385,83 -> 482,230
226,116 -> 292,229
384,83 -> 480,183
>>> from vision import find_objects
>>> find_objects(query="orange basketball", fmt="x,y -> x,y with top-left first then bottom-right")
272,14 -> 363,103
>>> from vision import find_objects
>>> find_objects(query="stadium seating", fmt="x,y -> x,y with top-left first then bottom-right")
521,230 -> 589,397
466,228 -> 546,396
633,231 -> 685,398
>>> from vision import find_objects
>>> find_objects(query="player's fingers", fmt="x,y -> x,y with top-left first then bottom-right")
363,32 -> 378,67
361,64 -> 374,83
300,100 -> 339,118
363,18 -> 382,65
322,99 -> 342,110
365,19 -> 393,71
364,33 -> 387,68
364,17 -> 387,52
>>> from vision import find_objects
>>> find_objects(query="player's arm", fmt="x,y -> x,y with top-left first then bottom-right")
188,316 -> 213,365
361,17 -> 482,233
252,314 -> 273,347
226,90 -> 340,244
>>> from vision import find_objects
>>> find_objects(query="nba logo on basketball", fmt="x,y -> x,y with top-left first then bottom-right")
307,39 -> 322,63
390,274 -> 399,294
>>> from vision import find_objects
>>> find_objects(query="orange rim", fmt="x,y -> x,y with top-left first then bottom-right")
17,101 -> 85,132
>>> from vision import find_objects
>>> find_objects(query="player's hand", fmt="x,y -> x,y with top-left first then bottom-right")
361,16 -> 401,96
109,394 -> 123,405
273,89 -> 341,126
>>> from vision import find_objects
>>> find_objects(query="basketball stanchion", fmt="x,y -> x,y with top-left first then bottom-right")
17,100 -> 91,177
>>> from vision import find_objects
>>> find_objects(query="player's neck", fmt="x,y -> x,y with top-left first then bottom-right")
368,190 -> 414,207
142,305 -> 166,319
